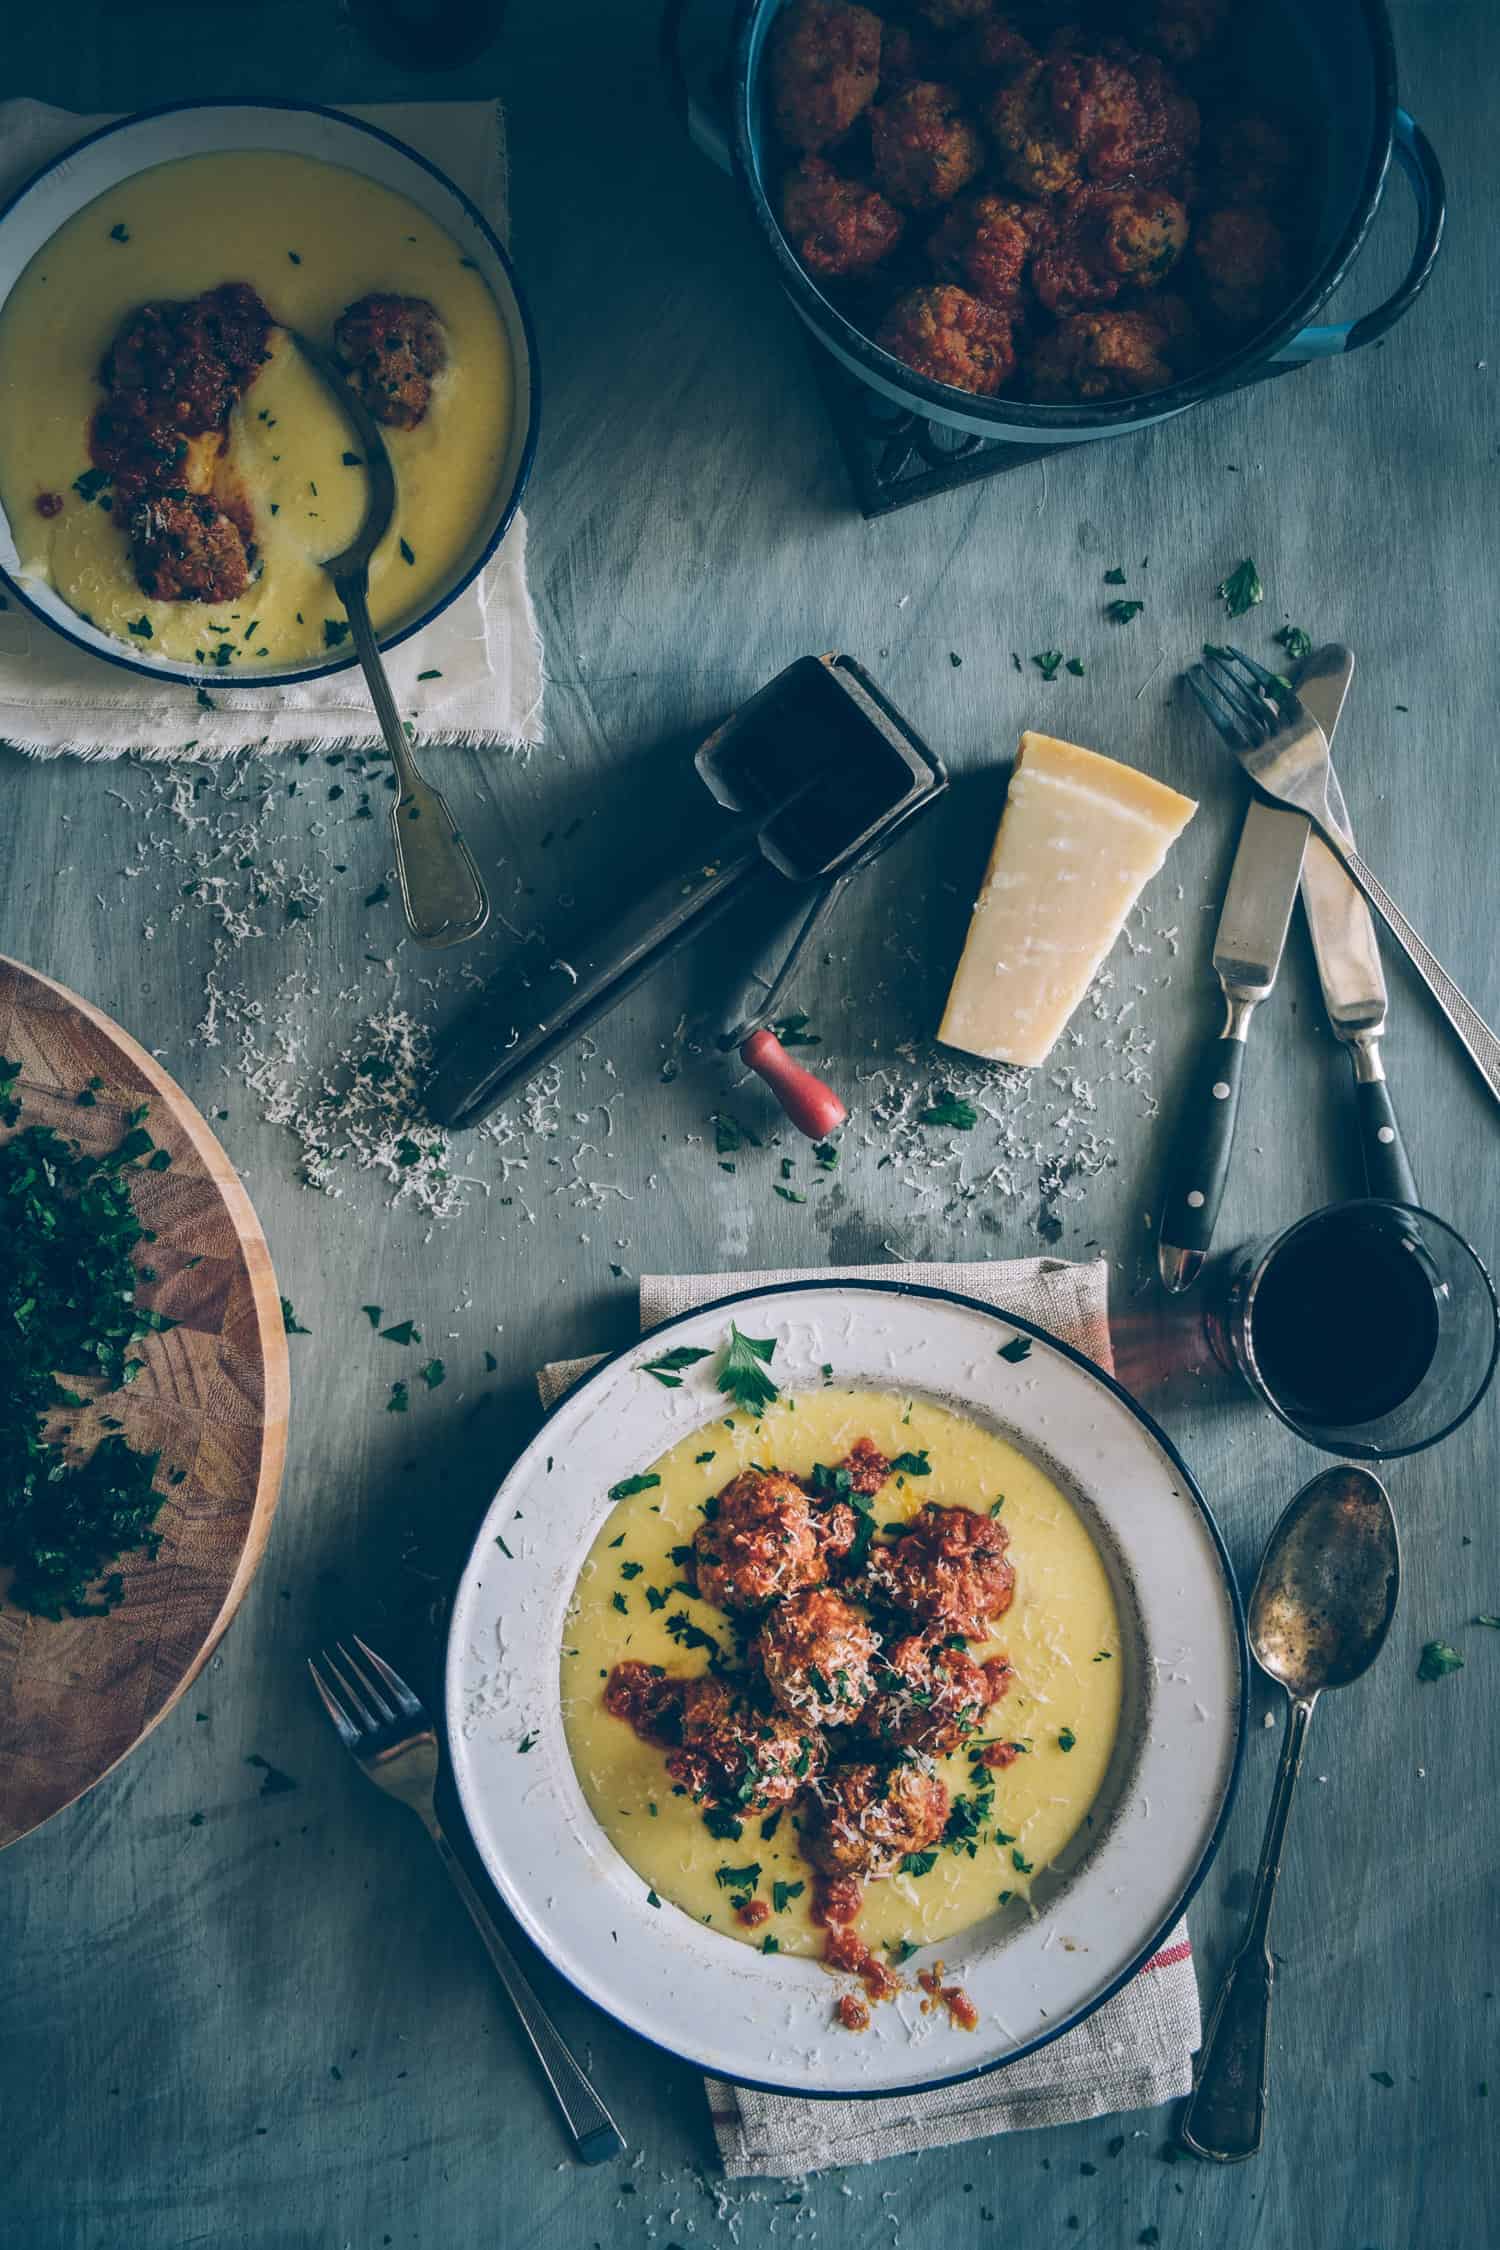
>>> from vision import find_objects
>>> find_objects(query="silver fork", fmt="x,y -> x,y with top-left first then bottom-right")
1186,644 -> 1500,1110
308,1635 -> 625,2164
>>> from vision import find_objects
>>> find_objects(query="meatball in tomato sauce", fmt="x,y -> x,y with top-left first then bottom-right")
128,492 -> 252,605
692,1468 -> 829,1612
780,156 -> 905,279
865,1503 -> 1015,1638
665,1675 -> 824,1814
800,1759 -> 949,1881
861,1635 -> 1014,1757
875,285 -> 1016,396
755,1587 -> 880,1728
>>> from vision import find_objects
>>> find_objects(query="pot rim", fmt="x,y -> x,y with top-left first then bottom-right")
728,0 -> 1399,431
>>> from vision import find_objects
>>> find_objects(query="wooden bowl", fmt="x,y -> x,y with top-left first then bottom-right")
0,957 -> 289,1849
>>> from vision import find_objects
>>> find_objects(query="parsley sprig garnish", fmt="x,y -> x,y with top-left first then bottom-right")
718,1323 -> 779,1415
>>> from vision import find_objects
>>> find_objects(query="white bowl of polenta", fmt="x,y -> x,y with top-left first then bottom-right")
0,101 -> 538,686
446,1279 -> 1248,2099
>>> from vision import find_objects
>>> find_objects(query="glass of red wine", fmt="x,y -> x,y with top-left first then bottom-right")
1203,1200 -> 1500,1459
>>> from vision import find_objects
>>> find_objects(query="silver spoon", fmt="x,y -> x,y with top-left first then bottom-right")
288,329 -> 489,949
1181,1463 -> 1399,2163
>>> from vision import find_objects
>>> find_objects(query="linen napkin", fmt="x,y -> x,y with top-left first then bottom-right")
538,1258 -> 1200,2178
0,98 -> 543,758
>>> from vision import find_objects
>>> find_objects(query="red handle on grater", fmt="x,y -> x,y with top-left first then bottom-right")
739,1028 -> 848,1140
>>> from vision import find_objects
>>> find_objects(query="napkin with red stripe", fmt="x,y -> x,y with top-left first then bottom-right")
538,1256 -> 1200,2177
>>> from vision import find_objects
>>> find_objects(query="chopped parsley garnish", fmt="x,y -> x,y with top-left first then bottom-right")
1032,649 -> 1065,682
1417,1639 -> 1464,1681
772,1878 -> 805,1913
1105,600 -> 1143,625
646,1887 -> 661,1908
608,1472 -> 661,1501
773,1184 -> 806,1205
611,1591 -> 629,1615
889,1449 -> 930,1478
703,1808 -> 743,1841
1274,623 -> 1313,663
127,616 -> 153,639
1065,656 -> 1086,676
774,1012 -> 819,1047
417,668 -> 442,681
109,223 -> 130,243
1216,557 -> 1264,619
399,538 -> 415,565
380,1319 -> 420,1346
364,881 -> 391,908
1011,1847 -> 1034,1874
998,1336 -> 1033,1363
761,1934 -> 779,1954
665,1610 -> 722,1658
280,1297 -> 310,1335
1058,1726 -> 1077,1752
694,1450 -> 716,1465
419,1358 -> 445,1390
714,1862 -> 762,1892
323,619 -> 351,648
1370,2069 -> 1395,2089
0,1097 -> 184,1617
517,1731 -> 537,1754
718,1323 -> 779,1415
641,1344 -> 712,1388
494,1534 -> 513,1558
342,452 -> 362,468
1475,1614 -> 1500,1629
73,467 -> 111,504
889,1939 -> 918,1965
1104,566 -> 1127,585
813,1141 -> 839,1171
618,1560 -> 644,1580
920,1094 -> 978,1131
386,1381 -> 409,1413
361,1305 -> 382,1328
899,1851 -> 938,1878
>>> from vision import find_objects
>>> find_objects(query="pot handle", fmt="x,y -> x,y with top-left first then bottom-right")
661,0 -> 736,175
1272,111 -> 1445,362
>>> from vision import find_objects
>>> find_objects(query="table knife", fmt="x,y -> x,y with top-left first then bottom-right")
1157,777 -> 1311,1293
1295,646 -> 1418,1205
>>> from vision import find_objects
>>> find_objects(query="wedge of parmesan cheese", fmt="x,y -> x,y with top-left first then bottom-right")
938,731 -> 1197,1068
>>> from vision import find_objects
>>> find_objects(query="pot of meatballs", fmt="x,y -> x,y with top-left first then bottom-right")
667,0 -> 1444,440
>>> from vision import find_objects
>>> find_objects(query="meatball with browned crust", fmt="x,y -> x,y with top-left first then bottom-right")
870,83 -> 984,211
693,1468 -> 829,1612
927,191 -> 1047,311
875,284 -> 1016,395
102,282 -> 272,439
128,492 -> 252,604
664,1675 -> 825,1813
987,59 -> 1083,198
1031,183 -> 1188,314
861,1635 -> 1014,1756
800,1758 -> 949,1880
333,293 -> 447,429
781,155 -> 905,278
1191,205 -> 1288,333
755,1587 -> 881,1727
865,1503 -> 1015,1637
1046,40 -> 1198,188
1026,303 -> 1181,399
769,0 -> 883,153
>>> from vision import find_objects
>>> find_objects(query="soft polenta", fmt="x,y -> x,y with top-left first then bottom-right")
0,151 -> 512,669
561,1389 -> 1123,1958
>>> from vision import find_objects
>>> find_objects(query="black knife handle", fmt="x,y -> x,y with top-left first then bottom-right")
1158,1033 -> 1249,1292
1354,1075 -> 1418,1205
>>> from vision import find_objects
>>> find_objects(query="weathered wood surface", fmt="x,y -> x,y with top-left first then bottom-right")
1,3 -> 1496,2246
0,956 -> 289,1847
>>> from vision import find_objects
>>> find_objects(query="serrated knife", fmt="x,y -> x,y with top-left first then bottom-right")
1295,646 -> 1418,1204
1157,727 -> 1322,1294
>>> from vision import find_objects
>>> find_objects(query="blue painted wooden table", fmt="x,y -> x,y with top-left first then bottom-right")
2,5 -> 1496,2246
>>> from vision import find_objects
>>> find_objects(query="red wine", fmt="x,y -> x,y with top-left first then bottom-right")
1250,1210 -> 1442,1427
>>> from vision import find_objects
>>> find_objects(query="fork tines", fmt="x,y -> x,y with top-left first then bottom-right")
1186,642 -> 1287,749
309,1632 -> 425,1745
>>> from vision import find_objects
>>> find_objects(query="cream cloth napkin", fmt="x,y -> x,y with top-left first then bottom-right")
0,98 -> 543,757
539,1258 -> 1201,2178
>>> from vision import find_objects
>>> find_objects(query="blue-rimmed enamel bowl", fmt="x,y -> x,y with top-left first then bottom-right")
0,99 -> 539,689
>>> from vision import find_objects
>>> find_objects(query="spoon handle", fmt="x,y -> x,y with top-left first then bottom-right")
1180,1692 -> 1316,2163
335,570 -> 490,949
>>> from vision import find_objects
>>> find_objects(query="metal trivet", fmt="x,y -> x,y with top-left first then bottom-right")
805,343 -> 1078,520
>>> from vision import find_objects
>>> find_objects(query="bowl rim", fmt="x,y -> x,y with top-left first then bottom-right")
728,0 -> 1399,432
0,96 -> 541,690
444,1275 -> 1249,2100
